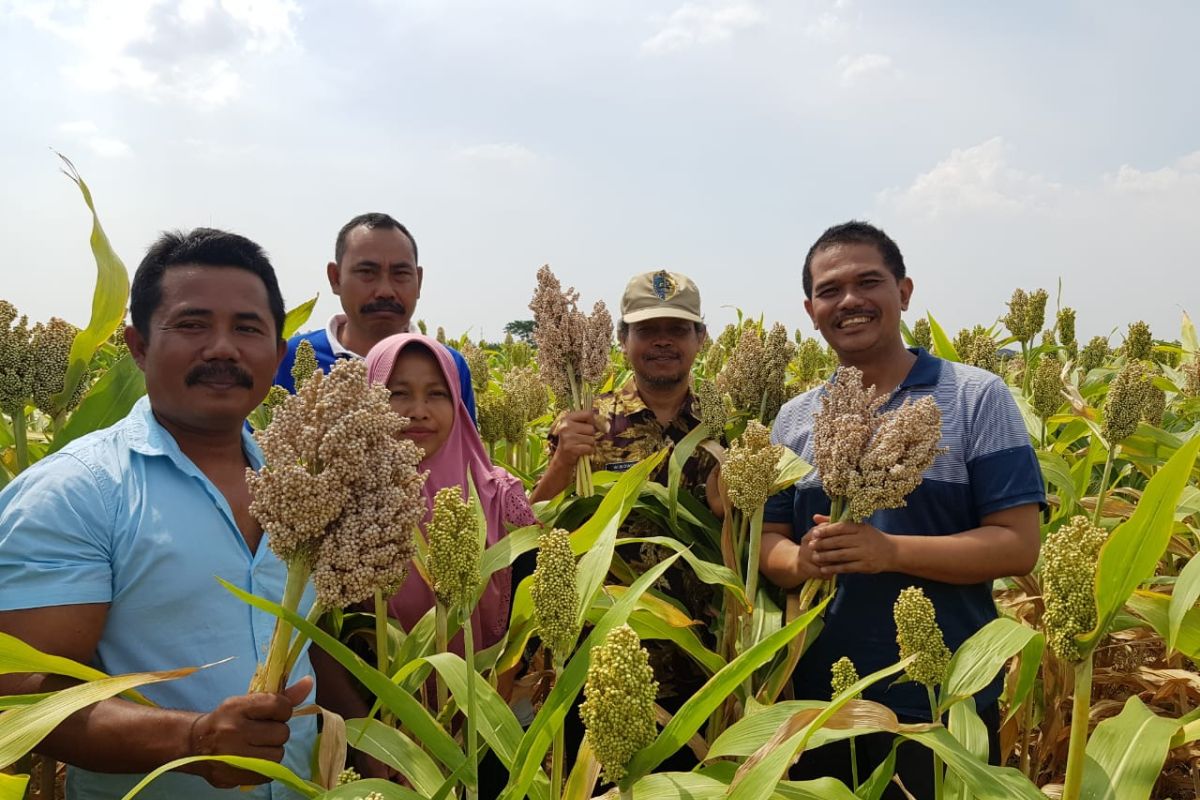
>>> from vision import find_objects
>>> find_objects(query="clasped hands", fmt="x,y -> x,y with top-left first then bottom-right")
803,513 -> 899,577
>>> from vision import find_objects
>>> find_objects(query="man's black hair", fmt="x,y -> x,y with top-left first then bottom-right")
334,212 -> 418,265
130,227 -> 287,340
617,320 -> 707,339
802,220 -> 906,298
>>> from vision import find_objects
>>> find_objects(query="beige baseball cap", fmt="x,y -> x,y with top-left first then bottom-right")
620,270 -> 703,324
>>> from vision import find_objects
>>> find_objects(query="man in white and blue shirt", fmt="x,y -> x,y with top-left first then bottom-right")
760,221 -> 1043,798
274,212 -> 477,421
0,228 -> 316,799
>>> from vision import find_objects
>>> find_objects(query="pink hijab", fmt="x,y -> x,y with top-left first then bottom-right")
365,333 -> 516,651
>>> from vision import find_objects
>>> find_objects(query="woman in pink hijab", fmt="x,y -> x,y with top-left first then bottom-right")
364,333 -> 538,651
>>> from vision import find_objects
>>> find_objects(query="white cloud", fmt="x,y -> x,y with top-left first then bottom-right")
456,143 -> 541,166
57,120 -> 132,158
878,137 -> 1062,218
1105,150 -> 1200,194
838,52 -> 894,85
11,0 -> 299,107
642,2 -> 764,55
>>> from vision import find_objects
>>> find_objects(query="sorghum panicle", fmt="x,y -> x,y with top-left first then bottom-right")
29,317 -> 84,416
830,656 -> 861,698
811,366 -> 885,499
1122,320 -> 1153,362
531,528 -> 580,660
722,420 -> 782,512
1056,307 -> 1078,358
894,586 -> 951,688
1041,515 -> 1106,662
1030,355 -> 1064,420
291,339 -> 319,391
1078,335 -> 1109,374
1102,361 -> 1153,444
716,326 -> 767,414
462,341 -> 491,391
426,485 -> 481,609
845,396 -> 945,522
696,379 -> 727,439
579,624 -> 659,784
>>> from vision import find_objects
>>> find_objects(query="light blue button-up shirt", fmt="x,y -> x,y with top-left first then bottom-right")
0,396 -> 317,799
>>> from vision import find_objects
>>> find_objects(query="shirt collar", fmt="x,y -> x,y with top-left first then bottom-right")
326,313 -> 414,359
899,347 -> 943,390
125,395 -> 264,470
616,376 -> 700,421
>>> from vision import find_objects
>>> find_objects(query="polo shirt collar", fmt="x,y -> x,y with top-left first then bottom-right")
326,313 -> 414,359
899,347 -> 942,390
616,376 -> 700,421
125,395 -> 264,470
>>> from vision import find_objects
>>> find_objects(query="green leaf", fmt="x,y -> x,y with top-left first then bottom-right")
1125,591 -> 1200,660
344,718 -> 444,798
561,734 -> 600,800
1078,434 -> 1200,652
283,295 -> 319,339
926,312 -> 960,362
772,448 -> 813,494
50,354 -> 145,452
0,772 -> 30,800
117,755 -> 320,800
217,578 -> 466,774
944,699 -> 989,800
0,692 -> 52,709
53,154 -> 131,411
1168,553 -> 1200,653
498,554 -> 680,800
707,701 -> 827,760
616,536 -> 749,609
667,424 -> 710,525
1,664 -> 200,768
1180,310 -> 1197,362
1036,450 -> 1078,510
319,779 -> 427,799
0,630 -> 152,705
940,617 -> 1038,712
899,728 -> 1043,800
1079,695 -> 1181,800
627,771 -> 730,799
623,595 -> 832,783
1003,633 -> 1046,723
854,743 -> 896,800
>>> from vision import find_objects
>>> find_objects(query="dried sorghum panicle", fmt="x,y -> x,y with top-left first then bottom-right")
811,366 -> 885,500
579,624 -> 659,784
291,339 -> 319,391
462,341 -> 491,391
531,528 -> 580,661
1102,361 -> 1153,444
0,302 -> 33,416
29,317 -> 84,416
911,318 -> 933,351
426,485 -> 481,609
529,264 -> 602,406
336,767 -> 361,786
696,379 -> 726,439
1122,321 -> 1153,362
723,420 -> 783,512
582,301 -> 614,386
1078,336 -> 1109,374
1030,355 -> 1064,420
716,326 -> 767,415
248,359 -> 426,608
1056,307 -> 1078,358
830,656 -> 860,698
1041,515 -> 1106,662
894,586 -> 951,688
845,396 -> 945,522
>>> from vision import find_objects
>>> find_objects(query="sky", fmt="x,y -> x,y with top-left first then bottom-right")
1,0 -> 1197,346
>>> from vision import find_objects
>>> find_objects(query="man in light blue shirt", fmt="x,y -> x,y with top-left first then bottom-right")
0,228 -> 317,798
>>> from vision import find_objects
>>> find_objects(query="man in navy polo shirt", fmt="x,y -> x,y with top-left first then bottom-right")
761,221 -> 1043,796
274,212 -> 476,421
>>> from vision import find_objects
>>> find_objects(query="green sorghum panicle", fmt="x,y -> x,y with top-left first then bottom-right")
579,624 -> 659,784
1123,321 -> 1153,362
1142,383 -> 1166,427
1041,515 -> 1106,662
961,326 -> 999,374
436,326 -> 447,345
894,586 -> 951,688
911,318 -> 933,351
1078,336 -> 1109,374
462,341 -> 490,391
336,767 -> 361,786
1030,355 -> 1063,420
762,322 -> 798,421
831,656 -> 861,698
416,319 -> 428,335
1102,361 -> 1154,444
1056,307 -> 1078,358
0,302 -> 33,416
426,486 -> 481,608
796,337 -> 829,385
1184,360 -> 1200,397
723,420 -> 782,512
696,379 -> 727,439
1004,288 -> 1048,342
717,326 -> 767,414
290,339 -> 319,391
29,316 -> 84,415
476,391 -> 507,445
531,528 -> 580,661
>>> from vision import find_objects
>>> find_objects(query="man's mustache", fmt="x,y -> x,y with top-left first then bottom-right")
185,361 -> 253,388
361,299 -> 408,315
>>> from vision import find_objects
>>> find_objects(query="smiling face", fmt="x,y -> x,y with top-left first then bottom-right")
127,265 -> 285,434
328,224 -> 423,345
804,242 -> 913,362
620,317 -> 705,389
386,345 -> 456,460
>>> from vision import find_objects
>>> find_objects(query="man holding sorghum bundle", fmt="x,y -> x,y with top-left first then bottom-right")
0,230 -> 316,798
760,221 -> 1044,797
272,212 -> 477,419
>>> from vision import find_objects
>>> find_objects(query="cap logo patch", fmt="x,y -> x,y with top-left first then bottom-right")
652,270 -> 677,301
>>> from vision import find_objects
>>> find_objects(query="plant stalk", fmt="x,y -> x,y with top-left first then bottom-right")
928,685 -> 943,800
11,411 -> 29,474
462,609 -> 479,800
435,601 -> 450,713
1019,691 -> 1035,778
374,588 -> 389,676
849,738 -> 859,792
1092,447 -> 1116,526
257,561 -> 311,693
551,659 -> 564,800
1061,654 -> 1093,800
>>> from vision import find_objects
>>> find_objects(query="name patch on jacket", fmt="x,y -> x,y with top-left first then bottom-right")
605,460 -> 638,473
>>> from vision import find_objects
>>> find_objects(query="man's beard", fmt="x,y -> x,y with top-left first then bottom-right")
639,371 -> 685,388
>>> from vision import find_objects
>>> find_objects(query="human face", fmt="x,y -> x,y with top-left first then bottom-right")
127,265 -> 285,435
387,347 -> 455,460
620,317 -> 705,389
328,225 -> 423,344
804,243 -> 912,362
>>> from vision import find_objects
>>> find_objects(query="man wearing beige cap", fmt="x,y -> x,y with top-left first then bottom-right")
531,269 -> 713,503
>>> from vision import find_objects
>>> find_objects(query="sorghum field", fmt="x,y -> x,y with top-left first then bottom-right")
2,165 -> 1200,800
